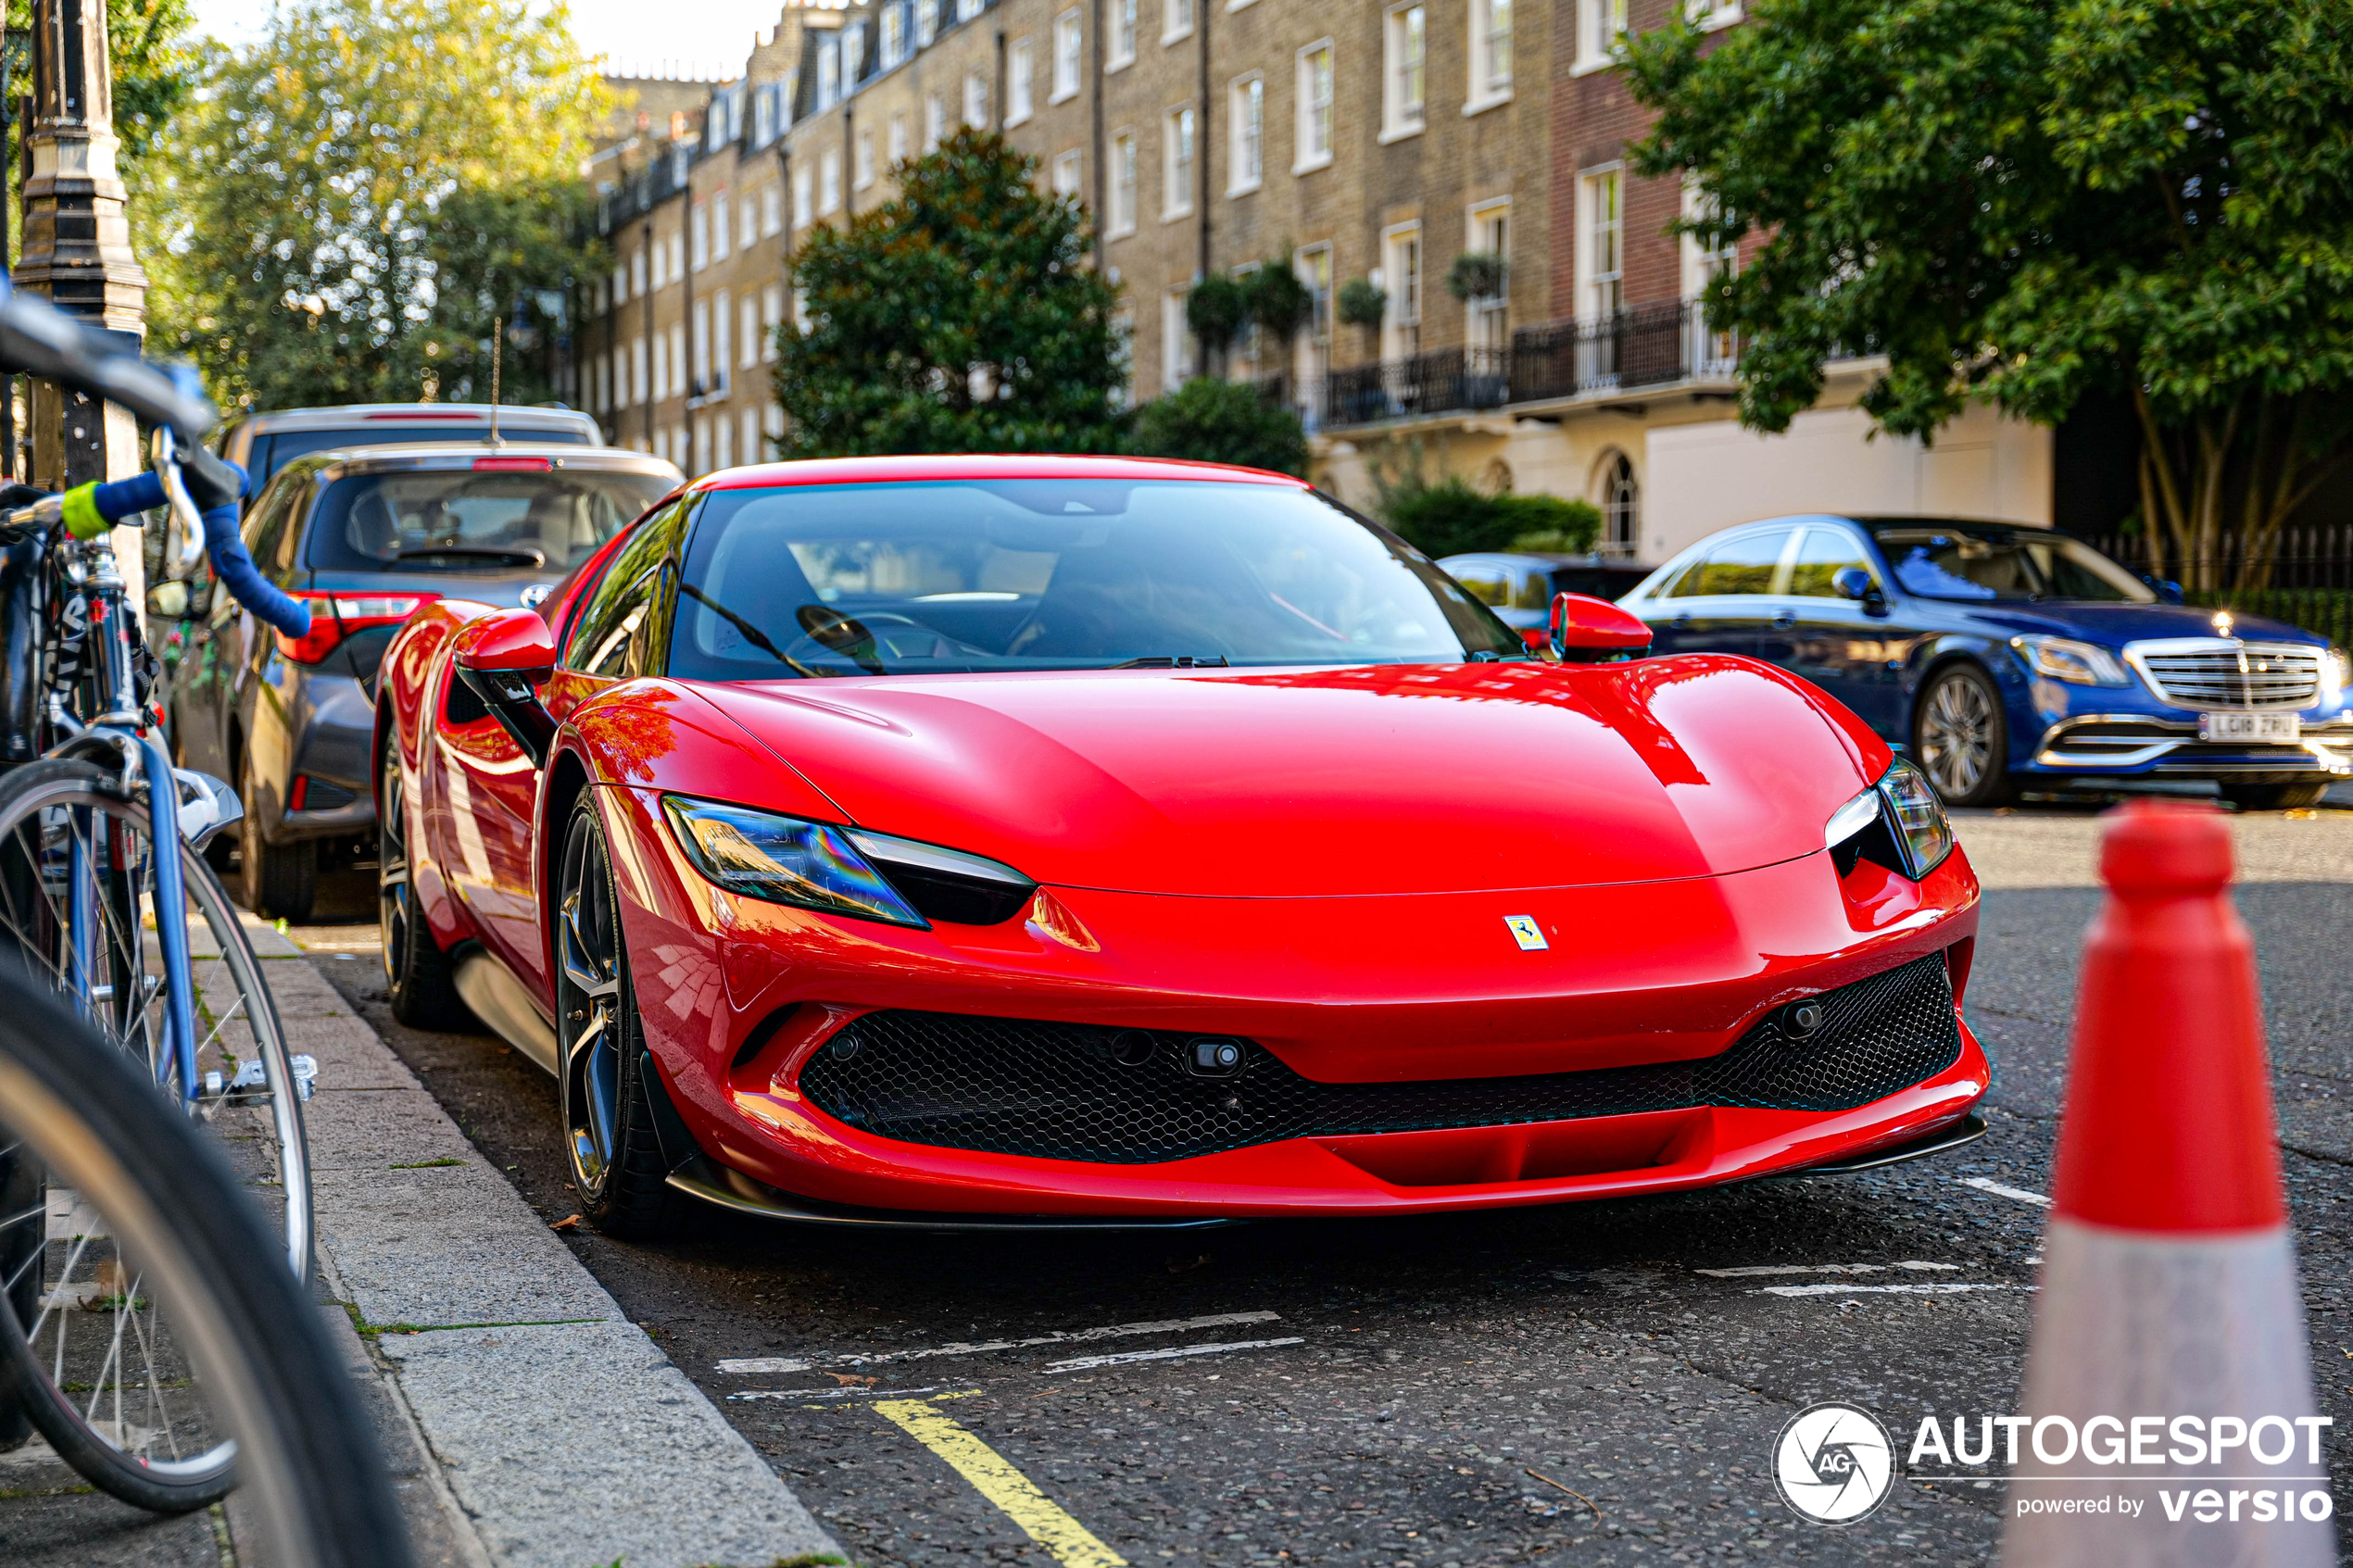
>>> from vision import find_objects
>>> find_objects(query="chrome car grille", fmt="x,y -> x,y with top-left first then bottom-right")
2129,639 -> 2322,709
794,950 -> 1965,1164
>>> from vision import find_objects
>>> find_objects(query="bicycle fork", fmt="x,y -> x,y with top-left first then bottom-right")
140,730 -> 199,1102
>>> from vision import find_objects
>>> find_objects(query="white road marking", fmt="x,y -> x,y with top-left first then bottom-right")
717,1311 -> 1285,1374
1695,1261 -> 1960,1278
1961,1176 -> 2052,1208
1044,1336 -> 1305,1374
1759,1282 -> 2028,1298
729,1386 -> 941,1402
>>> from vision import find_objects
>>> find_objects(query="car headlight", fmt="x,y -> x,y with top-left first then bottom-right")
1823,756 -> 1954,881
661,797 -> 1036,928
2324,646 -> 2350,701
2010,634 -> 2128,686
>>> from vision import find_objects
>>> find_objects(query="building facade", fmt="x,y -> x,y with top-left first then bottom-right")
577,0 -> 2052,562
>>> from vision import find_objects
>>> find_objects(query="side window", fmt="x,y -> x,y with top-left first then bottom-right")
1682,529 -> 1793,596
563,502 -> 684,676
1450,564 -> 1510,607
1511,567 -> 1554,611
1787,528 -> 1878,598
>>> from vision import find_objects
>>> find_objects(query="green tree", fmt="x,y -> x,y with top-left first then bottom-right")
1127,377 -> 1308,476
1373,450 -> 1603,557
1628,0 -> 2353,590
773,128 -> 1127,456
146,0 -> 607,412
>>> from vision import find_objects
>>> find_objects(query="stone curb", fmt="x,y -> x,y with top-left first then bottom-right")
249,918 -> 842,1568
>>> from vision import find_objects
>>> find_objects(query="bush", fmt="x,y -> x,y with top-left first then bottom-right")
1248,263 -> 1313,344
1185,275 -> 1252,356
1378,474 -> 1603,558
1128,377 -> 1309,476
1337,277 -> 1387,332
1445,251 -> 1508,304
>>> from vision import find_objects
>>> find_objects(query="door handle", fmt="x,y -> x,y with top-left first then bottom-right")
1770,610 -> 1796,629
1671,614 -> 1692,631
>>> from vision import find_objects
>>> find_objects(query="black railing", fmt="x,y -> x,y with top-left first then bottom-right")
2080,524 -> 2353,649
1319,301 -> 1740,429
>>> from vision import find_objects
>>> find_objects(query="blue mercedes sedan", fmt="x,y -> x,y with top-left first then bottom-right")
1618,515 -> 2353,809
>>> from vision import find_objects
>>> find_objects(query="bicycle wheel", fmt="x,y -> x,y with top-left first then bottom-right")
0,969 -> 410,1562
0,758 -> 311,1506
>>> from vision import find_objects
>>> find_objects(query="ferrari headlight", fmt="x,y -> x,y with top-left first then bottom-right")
661,797 -> 928,928
2010,634 -> 2128,686
1823,757 -> 1953,881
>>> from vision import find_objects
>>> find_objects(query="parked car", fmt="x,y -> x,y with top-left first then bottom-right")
1439,551 -> 1656,648
166,443 -> 683,920
1619,515 -> 2353,809
218,403 -> 603,496
375,455 -> 1985,1237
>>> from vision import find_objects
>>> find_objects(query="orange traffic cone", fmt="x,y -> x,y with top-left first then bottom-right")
2004,802 -> 2333,1565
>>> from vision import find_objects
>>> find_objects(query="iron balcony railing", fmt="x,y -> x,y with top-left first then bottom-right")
1320,300 -> 1742,429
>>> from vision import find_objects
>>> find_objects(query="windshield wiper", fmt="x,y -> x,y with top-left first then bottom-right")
679,583 -> 820,678
1112,655 -> 1230,669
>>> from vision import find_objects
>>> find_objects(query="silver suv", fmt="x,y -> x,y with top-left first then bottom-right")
219,404 -> 603,495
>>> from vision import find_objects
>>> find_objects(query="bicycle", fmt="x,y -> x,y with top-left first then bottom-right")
0,961 -> 412,1566
0,281 -> 322,1511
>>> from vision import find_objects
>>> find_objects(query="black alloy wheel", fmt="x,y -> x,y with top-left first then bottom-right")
378,739 -> 468,1029
554,796 -> 675,1236
1913,663 -> 2014,808
2221,780 -> 2333,811
238,763 -> 317,922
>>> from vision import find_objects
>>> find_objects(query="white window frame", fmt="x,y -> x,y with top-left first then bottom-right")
691,301 -> 711,395
714,410 -> 733,472
889,110 -> 910,165
711,190 -> 731,259
1578,164 -> 1625,321
631,336 -> 648,406
1293,42 -> 1334,173
761,284 -> 786,359
1008,37 -> 1036,124
817,40 -> 840,108
1691,0 -> 1744,29
741,407 -> 761,467
925,93 -> 946,150
1466,0 -> 1512,111
1227,74 -> 1264,195
819,148 -> 842,215
1464,197 -> 1511,350
1052,148 -> 1083,198
740,295 -> 761,369
669,324 -> 686,400
1380,3 -> 1424,143
668,231 -> 684,282
883,5 -> 906,65
1379,221 -> 1422,360
1109,131 -> 1138,236
916,0 -> 937,44
1162,105 -> 1196,220
843,23 -> 864,85
1051,9 -> 1083,103
855,128 -> 876,188
1162,286 -> 1195,389
1681,178 -> 1741,371
1163,0 -> 1192,46
957,0 -> 982,19
650,234 -> 666,290
1109,0 -> 1138,68
963,69 -> 988,128
1574,0 -> 1628,75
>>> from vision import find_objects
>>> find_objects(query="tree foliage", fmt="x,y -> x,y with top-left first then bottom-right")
1126,377 -> 1307,476
1628,0 -> 2353,589
773,129 -> 1127,457
1374,456 -> 1602,558
146,0 -> 607,412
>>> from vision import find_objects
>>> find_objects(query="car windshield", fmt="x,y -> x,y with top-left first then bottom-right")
667,479 -> 1526,679
1878,529 -> 2155,604
306,467 -> 672,574
251,425 -> 590,485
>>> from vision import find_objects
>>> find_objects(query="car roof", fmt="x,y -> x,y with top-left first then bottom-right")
695,454 -> 1312,491
233,403 -> 598,433
276,444 -> 682,483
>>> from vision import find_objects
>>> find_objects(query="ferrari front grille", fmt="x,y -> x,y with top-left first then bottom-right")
793,949 -> 1965,1164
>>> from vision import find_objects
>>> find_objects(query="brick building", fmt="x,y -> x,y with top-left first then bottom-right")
574,0 -> 2052,560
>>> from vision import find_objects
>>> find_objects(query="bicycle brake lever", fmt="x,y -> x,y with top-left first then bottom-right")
151,425 -> 207,574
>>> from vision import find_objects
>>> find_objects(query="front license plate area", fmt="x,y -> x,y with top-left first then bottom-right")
2198,711 -> 2301,743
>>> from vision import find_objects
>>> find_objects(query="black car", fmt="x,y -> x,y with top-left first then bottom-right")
1436,551 -> 1656,648
161,444 -> 682,919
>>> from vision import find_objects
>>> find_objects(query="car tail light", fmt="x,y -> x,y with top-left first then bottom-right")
473,456 -> 554,471
274,592 -> 441,663
364,411 -> 481,420
288,775 -> 308,811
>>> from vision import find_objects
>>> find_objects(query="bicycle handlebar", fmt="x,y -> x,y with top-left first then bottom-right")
82,462 -> 311,640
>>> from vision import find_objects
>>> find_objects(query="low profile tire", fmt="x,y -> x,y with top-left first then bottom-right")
238,767 -> 317,922
378,739 -> 471,1030
2221,780 -> 2332,811
1913,663 -> 2015,808
555,795 -> 677,1237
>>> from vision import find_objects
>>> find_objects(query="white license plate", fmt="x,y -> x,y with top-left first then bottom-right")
2198,711 -> 2300,743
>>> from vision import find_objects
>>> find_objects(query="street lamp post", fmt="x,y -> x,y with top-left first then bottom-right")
15,0 -> 149,602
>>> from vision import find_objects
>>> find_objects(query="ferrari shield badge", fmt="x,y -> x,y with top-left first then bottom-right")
1504,915 -> 1549,951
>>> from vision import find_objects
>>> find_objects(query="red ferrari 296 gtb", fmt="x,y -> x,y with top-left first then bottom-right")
373,455 -> 1986,1235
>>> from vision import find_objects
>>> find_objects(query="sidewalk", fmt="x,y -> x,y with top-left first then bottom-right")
2,918 -> 843,1568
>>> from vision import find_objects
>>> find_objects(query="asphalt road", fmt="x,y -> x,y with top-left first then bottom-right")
293,800 -> 2353,1567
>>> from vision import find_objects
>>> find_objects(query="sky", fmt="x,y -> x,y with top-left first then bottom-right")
185,0 -> 786,82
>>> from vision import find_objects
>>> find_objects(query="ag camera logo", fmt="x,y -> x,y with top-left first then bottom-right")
1775,1402 -> 1895,1524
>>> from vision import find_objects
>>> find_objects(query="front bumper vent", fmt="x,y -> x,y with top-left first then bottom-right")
795,949 -> 1966,1164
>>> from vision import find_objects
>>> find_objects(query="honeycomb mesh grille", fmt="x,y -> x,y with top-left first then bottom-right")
795,950 -> 1963,1164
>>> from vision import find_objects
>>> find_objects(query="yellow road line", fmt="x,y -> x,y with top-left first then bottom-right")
875,1398 -> 1127,1568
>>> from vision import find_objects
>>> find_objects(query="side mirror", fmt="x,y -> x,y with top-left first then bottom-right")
1832,567 -> 1884,606
453,608 -> 558,764
2145,576 -> 2185,606
1550,592 -> 1654,663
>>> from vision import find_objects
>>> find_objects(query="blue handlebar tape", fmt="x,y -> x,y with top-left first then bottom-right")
88,462 -> 306,638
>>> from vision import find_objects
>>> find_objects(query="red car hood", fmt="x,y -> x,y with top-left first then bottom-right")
687,658 -> 1887,897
